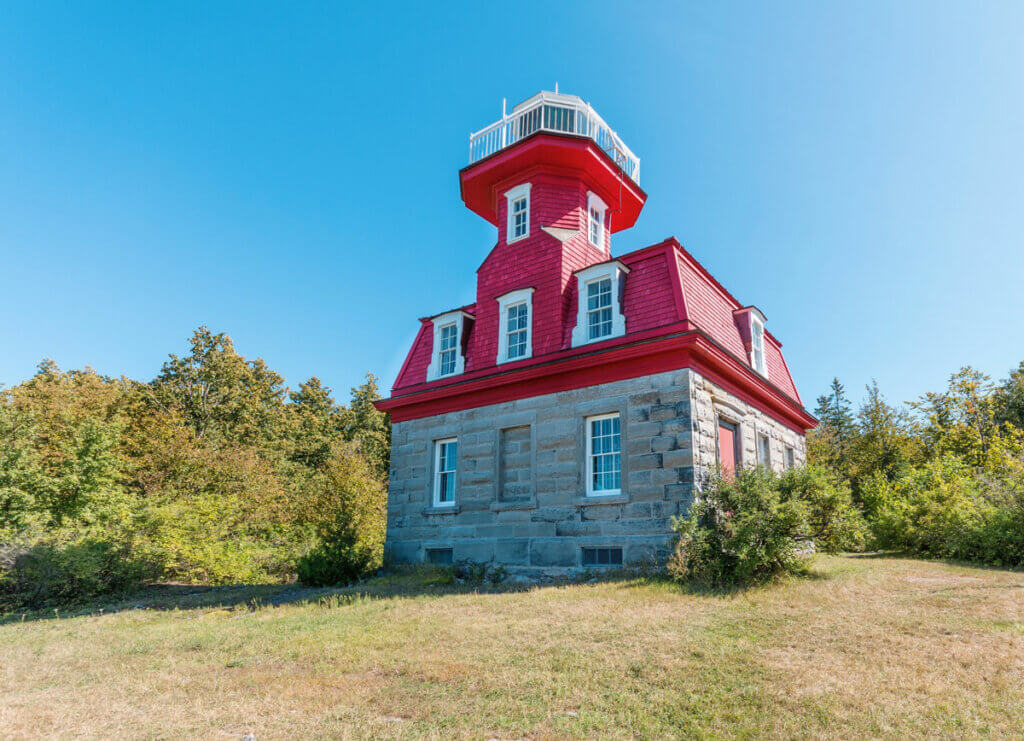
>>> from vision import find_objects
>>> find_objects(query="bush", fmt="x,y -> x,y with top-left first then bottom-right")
778,465 -> 869,553
295,444 -> 386,587
861,455 -> 1024,567
668,468 -> 812,588
0,537 -> 158,609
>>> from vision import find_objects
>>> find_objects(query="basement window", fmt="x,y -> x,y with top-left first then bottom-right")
582,547 -> 623,567
425,548 -> 454,565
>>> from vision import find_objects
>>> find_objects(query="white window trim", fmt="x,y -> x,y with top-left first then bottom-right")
495,287 -> 535,364
586,191 -> 607,250
433,437 -> 458,507
757,432 -> 771,468
504,182 -> 532,244
425,310 -> 470,381
585,412 -> 622,497
750,312 -> 768,378
571,261 -> 629,348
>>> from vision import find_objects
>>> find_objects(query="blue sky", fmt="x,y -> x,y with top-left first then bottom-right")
2,2 -> 1022,409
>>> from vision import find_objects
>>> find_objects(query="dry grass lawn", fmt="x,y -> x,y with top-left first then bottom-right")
1,555 -> 1022,739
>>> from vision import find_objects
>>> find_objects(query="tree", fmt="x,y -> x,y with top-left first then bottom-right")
910,367 -> 1004,468
807,378 -> 856,475
149,327 -> 287,446
847,381 -> 920,492
994,361 -> 1024,431
288,377 -> 343,471
344,373 -> 391,480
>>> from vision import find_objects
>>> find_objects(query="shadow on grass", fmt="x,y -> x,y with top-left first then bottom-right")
2,557 -> 854,624
0,567 -> 559,624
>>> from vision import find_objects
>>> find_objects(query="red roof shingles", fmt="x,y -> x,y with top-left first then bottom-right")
392,238 -> 804,408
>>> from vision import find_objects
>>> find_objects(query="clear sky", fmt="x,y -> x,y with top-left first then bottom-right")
2,2 -> 1022,410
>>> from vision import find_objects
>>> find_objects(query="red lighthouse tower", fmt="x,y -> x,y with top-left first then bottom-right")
459,91 -> 647,373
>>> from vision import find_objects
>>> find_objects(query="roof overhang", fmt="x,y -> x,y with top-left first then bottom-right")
459,132 -> 647,233
375,325 -> 817,433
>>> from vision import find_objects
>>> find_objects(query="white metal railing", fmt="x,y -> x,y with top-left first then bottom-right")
468,91 -> 640,184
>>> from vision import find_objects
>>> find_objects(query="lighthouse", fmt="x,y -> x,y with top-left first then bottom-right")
375,90 -> 815,575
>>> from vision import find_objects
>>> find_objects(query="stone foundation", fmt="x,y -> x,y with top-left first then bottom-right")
385,367 -> 806,577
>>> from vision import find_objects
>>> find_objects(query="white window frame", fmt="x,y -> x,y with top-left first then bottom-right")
757,433 -> 771,468
433,437 -> 458,507
587,191 -> 607,250
750,313 -> 767,378
495,287 -> 535,364
504,182 -> 532,244
425,310 -> 470,381
571,261 -> 629,347
585,412 -> 622,497
785,446 -> 796,470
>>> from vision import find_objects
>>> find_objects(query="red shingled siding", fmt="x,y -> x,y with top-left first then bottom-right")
468,174 -> 604,372
622,250 -> 677,333
393,321 -> 433,389
764,339 -> 799,401
675,252 -> 747,359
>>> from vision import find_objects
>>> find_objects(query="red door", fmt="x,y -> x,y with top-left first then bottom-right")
718,421 -> 737,478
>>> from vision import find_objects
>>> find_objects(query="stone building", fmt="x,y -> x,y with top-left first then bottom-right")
375,90 -> 816,576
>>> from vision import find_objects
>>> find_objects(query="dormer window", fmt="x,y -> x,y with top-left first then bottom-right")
571,261 -> 628,347
586,278 -> 613,339
438,323 -> 459,375
587,191 -> 607,249
426,310 -> 470,381
504,183 -> 532,243
750,314 -> 767,377
496,287 -> 534,364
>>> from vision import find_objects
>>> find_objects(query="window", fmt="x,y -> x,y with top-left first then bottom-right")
571,261 -> 628,347
582,547 -> 623,567
425,548 -> 453,565
433,438 -> 458,506
757,434 -> 771,468
750,315 -> 767,377
587,191 -> 607,249
506,303 -> 529,359
785,447 -> 796,470
586,413 -> 621,496
717,419 -> 739,477
426,310 -> 469,381
586,278 -> 613,340
504,183 -> 531,243
495,287 -> 534,363
438,323 -> 458,376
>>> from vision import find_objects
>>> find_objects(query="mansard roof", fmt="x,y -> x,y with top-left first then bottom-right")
380,237 -> 813,432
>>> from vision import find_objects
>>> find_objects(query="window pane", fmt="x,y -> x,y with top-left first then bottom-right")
589,415 -> 621,494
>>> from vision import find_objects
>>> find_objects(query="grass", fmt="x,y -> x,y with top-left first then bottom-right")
1,555 -> 1022,739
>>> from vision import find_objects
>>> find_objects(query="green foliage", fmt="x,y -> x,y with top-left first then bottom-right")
778,465 -> 869,553
668,469 -> 812,588
0,328 -> 390,605
296,443 -> 387,586
809,365 -> 1024,569
861,456 -> 1024,567
0,537 -> 159,609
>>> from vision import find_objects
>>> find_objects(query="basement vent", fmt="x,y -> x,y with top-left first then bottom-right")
582,547 -> 623,567
425,548 -> 454,565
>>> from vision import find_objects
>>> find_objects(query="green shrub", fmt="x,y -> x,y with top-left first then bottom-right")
295,444 -> 385,587
778,465 -> 869,553
668,468 -> 812,588
861,455 -> 1024,567
0,537 -> 158,609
